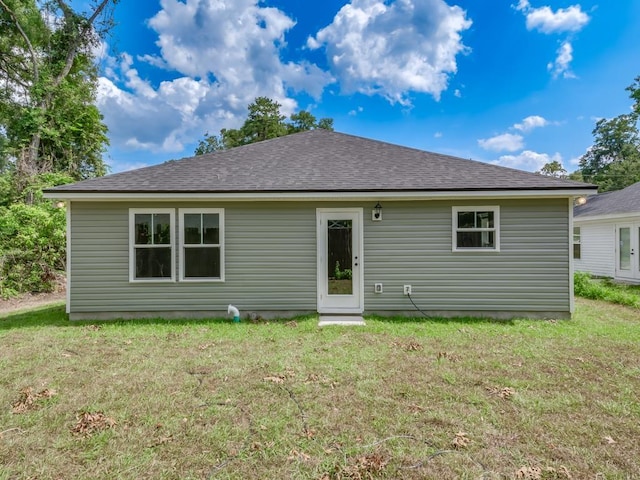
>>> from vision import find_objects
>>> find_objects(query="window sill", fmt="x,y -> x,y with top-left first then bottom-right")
452,248 -> 500,253
179,278 -> 225,283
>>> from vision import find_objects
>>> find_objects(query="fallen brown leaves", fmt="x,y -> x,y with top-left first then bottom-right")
287,448 -> 311,462
332,453 -> 388,479
391,340 -> 422,351
263,375 -> 286,384
71,411 -> 116,437
515,465 -> 572,479
486,386 -> 516,399
452,431 -> 470,449
436,351 -> 461,362
11,387 -> 57,414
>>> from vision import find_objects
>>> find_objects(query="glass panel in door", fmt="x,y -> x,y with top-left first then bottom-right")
619,227 -> 631,271
327,219 -> 353,295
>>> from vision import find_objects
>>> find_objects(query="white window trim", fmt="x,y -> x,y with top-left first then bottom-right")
129,208 -> 176,282
452,206 -> 500,252
179,208 -> 225,282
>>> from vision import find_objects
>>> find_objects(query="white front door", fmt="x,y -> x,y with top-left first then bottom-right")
317,209 -> 364,314
616,224 -> 640,280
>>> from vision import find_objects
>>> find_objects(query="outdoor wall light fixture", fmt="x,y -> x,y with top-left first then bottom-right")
372,202 -> 383,221
575,196 -> 587,206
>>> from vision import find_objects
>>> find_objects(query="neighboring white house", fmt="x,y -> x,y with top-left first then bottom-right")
574,181 -> 640,283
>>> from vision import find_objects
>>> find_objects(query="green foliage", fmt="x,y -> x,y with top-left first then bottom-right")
194,97 -> 335,155
0,172 -> 71,297
0,171 -> 72,206
578,76 -> 640,192
0,202 -> 66,298
537,160 -> 567,178
574,272 -> 640,308
334,261 -> 352,280
0,0 -> 114,183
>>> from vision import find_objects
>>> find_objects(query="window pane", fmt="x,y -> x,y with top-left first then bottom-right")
184,214 -> 201,244
457,211 -> 475,229
135,214 -> 151,245
184,247 -> 221,278
477,211 -> 494,228
202,214 -> 220,244
327,219 -> 352,295
457,231 -> 494,248
573,243 -> 581,259
135,247 -> 172,278
620,227 -> 631,270
153,214 -> 171,245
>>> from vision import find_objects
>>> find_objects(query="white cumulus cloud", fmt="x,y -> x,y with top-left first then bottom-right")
478,133 -> 524,152
513,115 -> 549,132
516,1 -> 590,34
96,0 -> 334,156
494,150 -> 563,172
307,0 -> 472,105
515,2 -> 589,79
548,41 -> 576,79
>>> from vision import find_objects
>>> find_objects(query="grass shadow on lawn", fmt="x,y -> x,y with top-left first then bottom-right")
0,303 -> 524,331
0,304 -> 234,331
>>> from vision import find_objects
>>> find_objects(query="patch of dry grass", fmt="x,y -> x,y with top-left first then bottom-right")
0,299 -> 639,479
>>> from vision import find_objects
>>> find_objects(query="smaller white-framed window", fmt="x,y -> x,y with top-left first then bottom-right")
573,226 -> 581,259
452,206 -> 500,252
129,208 -> 176,282
179,208 -> 225,282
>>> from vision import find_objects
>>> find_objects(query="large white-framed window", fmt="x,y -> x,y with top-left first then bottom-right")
179,208 -> 225,282
129,208 -> 175,282
452,206 -> 500,252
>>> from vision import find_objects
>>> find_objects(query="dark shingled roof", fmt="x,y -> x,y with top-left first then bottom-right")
48,130 -> 595,194
574,181 -> 640,218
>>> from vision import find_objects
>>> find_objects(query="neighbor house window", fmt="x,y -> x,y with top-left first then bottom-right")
452,206 -> 500,251
179,209 -> 224,281
129,209 -> 175,281
573,226 -> 581,259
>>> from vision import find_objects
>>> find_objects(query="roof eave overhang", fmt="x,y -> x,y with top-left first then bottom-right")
44,188 -> 597,202
574,212 -> 640,222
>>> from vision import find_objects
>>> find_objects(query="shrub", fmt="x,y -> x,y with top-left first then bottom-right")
574,272 -> 640,308
0,202 -> 66,298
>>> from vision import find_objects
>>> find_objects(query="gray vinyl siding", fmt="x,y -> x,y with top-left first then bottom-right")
70,202 -> 316,314
68,198 -> 571,317
363,199 -> 570,313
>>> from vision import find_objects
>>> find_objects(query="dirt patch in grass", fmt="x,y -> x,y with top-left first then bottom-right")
0,287 -> 65,316
0,299 -> 638,478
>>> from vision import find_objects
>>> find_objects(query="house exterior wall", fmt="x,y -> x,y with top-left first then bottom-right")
573,220 -> 616,277
68,198 -> 571,319
574,215 -> 640,280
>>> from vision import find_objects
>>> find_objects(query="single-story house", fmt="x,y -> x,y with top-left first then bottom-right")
44,129 -> 596,320
574,181 -> 640,283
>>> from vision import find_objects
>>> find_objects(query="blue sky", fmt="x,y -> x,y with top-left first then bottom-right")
95,0 -> 640,174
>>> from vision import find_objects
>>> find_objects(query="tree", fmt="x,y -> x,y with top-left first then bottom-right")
578,76 -> 640,192
0,0 -> 117,193
537,160 -> 567,178
195,97 -> 335,155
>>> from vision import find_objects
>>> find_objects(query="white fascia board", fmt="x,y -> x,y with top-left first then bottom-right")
574,212 -> 640,223
44,188 -> 597,202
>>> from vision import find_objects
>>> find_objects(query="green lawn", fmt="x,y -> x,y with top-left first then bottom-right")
1,299 -> 639,479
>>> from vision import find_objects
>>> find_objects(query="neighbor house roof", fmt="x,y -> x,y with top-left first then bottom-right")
46,130 -> 595,198
574,181 -> 640,218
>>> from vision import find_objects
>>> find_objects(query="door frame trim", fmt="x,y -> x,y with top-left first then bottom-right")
316,208 -> 364,314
